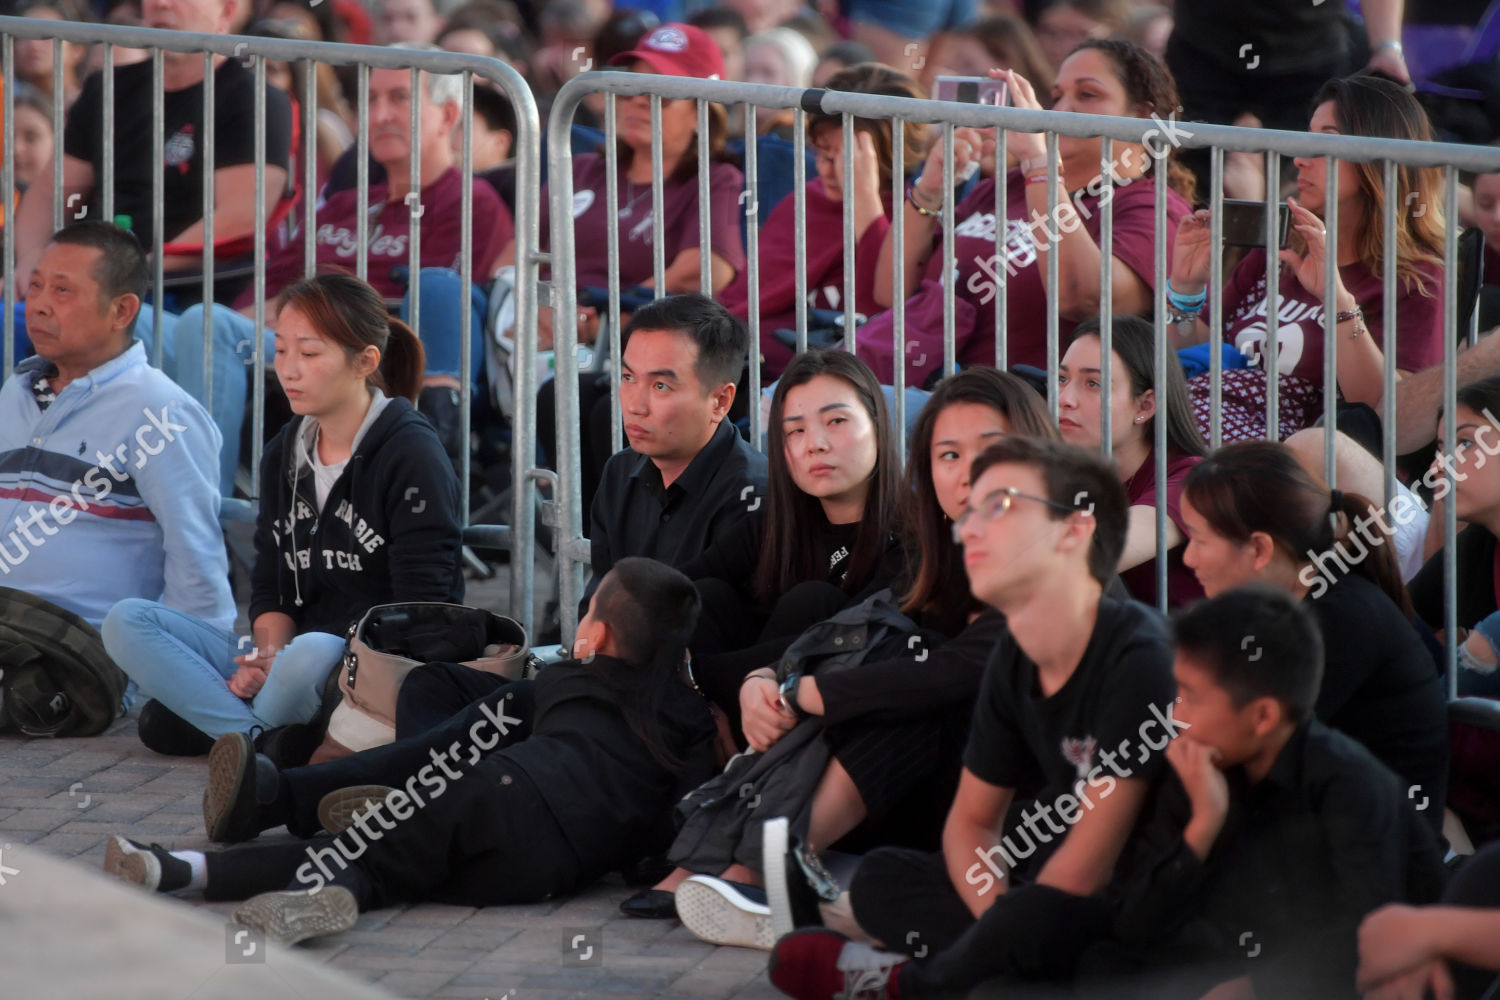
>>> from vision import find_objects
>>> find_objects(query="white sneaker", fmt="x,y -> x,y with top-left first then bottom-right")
675,874 -> 775,950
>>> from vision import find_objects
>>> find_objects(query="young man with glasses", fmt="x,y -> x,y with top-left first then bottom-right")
766,436 -> 1179,1000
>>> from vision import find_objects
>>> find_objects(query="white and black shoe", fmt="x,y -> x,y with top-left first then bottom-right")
674,874 -> 775,950
232,886 -> 359,946
104,836 -> 191,893
763,816 -> 842,941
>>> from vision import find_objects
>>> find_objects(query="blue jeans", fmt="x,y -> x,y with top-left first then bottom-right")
102,597 -> 346,737
401,266 -> 489,386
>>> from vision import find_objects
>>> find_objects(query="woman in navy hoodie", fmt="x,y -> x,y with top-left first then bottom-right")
104,273 -> 463,756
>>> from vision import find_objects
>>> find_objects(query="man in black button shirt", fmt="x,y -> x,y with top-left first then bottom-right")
1095,586 -> 1446,1000
11,0 -> 292,295
588,293 -> 768,597
768,437 -> 1179,1000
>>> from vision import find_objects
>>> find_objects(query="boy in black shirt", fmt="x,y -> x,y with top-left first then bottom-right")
768,437 -> 1179,999
1093,587 -> 1446,1000
103,558 -> 719,943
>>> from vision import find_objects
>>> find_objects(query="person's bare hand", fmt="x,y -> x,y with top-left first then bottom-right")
1166,736 -> 1229,825
1357,905 -> 1446,992
740,675 -> 797,752
914,126 -> 988,204
1361,960 -> 1453,1000
993,68 -> 1046,164
1367,46 -> 1411,87
227,659 -> 270,699
1171,209 -> 1214,291
1279,197 -> 1354,308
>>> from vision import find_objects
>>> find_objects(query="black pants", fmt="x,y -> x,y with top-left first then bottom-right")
691,578 -> 850,737
395,661 -> 512,739
206,678 -> 585,909
849,847 -> 1110,998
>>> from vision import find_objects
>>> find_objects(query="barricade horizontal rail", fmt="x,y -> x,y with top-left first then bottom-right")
545,69 -> 1497,691
0,17 -> 543,636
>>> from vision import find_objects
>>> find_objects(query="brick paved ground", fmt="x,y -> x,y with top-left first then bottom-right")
0,558 -> 784,1000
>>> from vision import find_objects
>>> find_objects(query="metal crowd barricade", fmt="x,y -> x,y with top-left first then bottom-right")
0,18 -> 544,635
544,69 -> 1500,689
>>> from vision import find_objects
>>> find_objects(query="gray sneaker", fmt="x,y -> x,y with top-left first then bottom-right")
316,785 -> 398,835
232,886 -> 359,945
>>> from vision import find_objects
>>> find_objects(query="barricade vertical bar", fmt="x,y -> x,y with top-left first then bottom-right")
101,43 -> 114,224
303,59 -> 316,277
1098,136 -> 1114,457
605,94 -> 622,454
697,99 -> 711,295
745,103 -> 762,448
507,60 -> 542,640
995,126 -> 1007,369
548,98 -> 586,642
650,94 -> 665,296
940,123 -> 956,377
1154,157 -> 1169,613
50,40 -> 63,233
1263,153 -> 1280,440
1323,156 -> 1339,488
1443,167 -> 1459,699
1208,146 -> 1224,450
1381,159 -> 1399,508
457,70 -> 472,525
3,38 -> 13,383
841,112 -> 856,346
407,65 -> 422,339
201,52 -> 215,413
355,64 -> 369,280
250,55 -> 267,496
794,107 -> 808,353
150,48 -> 164,368
892,116 -> 906,467
1045,131 -> 1059,421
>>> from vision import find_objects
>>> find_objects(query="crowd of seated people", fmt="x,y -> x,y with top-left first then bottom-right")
4,2 -> 1500,998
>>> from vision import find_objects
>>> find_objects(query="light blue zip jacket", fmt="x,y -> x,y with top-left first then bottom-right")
0,341 -> 235,630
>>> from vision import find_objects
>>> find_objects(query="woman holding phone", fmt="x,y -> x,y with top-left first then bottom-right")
1167,74 -> 1446,442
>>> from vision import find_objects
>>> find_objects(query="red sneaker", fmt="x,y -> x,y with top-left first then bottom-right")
769,928 -> 905,1000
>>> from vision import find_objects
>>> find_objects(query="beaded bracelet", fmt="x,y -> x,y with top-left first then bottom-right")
906,183 -> 942,217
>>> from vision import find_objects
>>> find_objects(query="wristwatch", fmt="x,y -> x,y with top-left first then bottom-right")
778,673 -> 810,719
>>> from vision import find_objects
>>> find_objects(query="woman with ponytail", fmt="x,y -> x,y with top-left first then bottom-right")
105,273 -> 464,759
1177,440 -> 1447,833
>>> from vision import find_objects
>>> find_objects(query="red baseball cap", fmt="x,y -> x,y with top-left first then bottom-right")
607,23 -> 726,81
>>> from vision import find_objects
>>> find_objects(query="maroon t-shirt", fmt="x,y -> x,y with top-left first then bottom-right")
1220,249 -> 1444,381
242,165 -> 510,306
1120,445 -> 1203,609
856,167 -> 1189,385
537,152 -> 746,290
718,178 -> 892,378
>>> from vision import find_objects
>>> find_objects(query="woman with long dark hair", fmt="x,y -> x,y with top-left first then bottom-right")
1179,440 -> 1447,832
683,349 -> 904,734
1058,314 -> 1206,607
857,38 -> 1194,387
622,369 -> 1060,942
1170,74 -> 1447,441
104,273 -> 463,759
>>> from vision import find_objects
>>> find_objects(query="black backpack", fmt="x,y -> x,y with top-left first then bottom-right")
0,588 -> 128,737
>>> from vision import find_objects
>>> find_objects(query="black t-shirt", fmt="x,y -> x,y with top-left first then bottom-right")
1308,573 -> 1448,835
1410,524 -> 1499,633
64,59 -> 292,248
1168,0 -> 1358,78
964,597 -> 1177,870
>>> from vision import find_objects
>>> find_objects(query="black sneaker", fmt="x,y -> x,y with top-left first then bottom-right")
763,816 -> 840,940
104,835 -> 191,893
203,732 -> 262,843
253,722 -> 323,771
136,700 -> 215,757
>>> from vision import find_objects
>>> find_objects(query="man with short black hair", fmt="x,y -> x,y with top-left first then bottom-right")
588,292 -> 767,594
768,438 -> 1177,1000
0,222 -> 232,632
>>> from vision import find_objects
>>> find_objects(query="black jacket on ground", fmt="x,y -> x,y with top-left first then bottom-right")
249,397 -> 463,637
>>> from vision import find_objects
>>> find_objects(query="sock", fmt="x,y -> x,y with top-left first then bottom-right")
170,849 -> 207,893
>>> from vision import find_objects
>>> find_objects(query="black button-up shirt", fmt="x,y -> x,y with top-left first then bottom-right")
588,418 -> 768,596
1111,720 -> 1447,1000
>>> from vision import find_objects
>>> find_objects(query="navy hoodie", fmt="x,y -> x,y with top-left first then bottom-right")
249,396 -> 464,637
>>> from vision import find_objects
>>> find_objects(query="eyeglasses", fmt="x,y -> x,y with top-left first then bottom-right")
951,487 -> 1079,543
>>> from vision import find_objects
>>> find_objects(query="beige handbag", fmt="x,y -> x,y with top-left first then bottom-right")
314,603 -> 528,761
